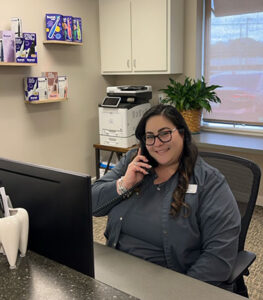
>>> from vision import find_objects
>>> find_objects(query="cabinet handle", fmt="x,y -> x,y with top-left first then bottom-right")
127,59 -> 130,68
133,59 -> 136,68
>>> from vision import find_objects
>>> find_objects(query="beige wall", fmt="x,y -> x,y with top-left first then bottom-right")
0,0 -> 202,178
0,0 -> 262,207
0,0 -> 116,175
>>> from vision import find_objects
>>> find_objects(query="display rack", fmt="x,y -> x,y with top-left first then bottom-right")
25,98 -> 67,104
43,40 -> 83,46
0,62 -> 37,66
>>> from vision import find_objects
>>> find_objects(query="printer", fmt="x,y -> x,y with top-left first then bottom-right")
99,86 -> 152,148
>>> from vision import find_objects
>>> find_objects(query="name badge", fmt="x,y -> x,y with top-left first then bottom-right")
186,184 -> 197,194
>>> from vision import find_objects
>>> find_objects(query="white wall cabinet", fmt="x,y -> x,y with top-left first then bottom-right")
99,0 -> 184,75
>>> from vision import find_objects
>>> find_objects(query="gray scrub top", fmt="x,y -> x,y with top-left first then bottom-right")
92,150 -> 241,287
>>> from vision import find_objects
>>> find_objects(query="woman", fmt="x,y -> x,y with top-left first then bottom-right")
92,104 -> 241,289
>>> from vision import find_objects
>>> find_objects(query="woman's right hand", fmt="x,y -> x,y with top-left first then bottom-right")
120,148 -> 152,191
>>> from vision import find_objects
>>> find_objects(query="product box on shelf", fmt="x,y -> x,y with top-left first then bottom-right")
45,14 -> 63,41
0,31 -> 15,62
42,72 -> 59,99
23,33 -> 37,63
11,17 -> 22,38
62,16 -> 73,42
72,17 -> 82,43
24,77 -> 48,101
24,77 -> 39,101
37,77 -> 48,100
0,39 -> 3,62
58,76 -> 68,98
15,37 -> 25,63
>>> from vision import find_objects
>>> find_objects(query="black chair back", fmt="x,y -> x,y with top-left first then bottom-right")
199,152 -> 261,251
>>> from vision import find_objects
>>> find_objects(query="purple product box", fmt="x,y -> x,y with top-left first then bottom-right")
23,33 -> 37,63
46,14 -> 63,41
24,77 -> 39,101
72,17 -> 82,43
1,31 -> 15,62
15,37 -> 26,63
62,16 -> 73,41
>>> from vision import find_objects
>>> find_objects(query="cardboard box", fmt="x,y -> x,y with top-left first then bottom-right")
62,16 -> 73,41
24,77 -> 39,101
0,31 -> 15,62
58,76 -> 68,98
15,37 -> 26,63
72,17 -> 82,43
42,72 -> 59,99
37,77 -> 48,100
11,17 -> 22,38
0,39 -> 3,62
46,14 -> 63,41
23,33 -> 37,63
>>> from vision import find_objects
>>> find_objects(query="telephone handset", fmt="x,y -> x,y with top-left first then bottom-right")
139,143 -> 158,171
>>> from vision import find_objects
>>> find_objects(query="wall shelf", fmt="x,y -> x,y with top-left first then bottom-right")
25,98 -> 68,104
0,62 -> 37,66
43,40 -> 83,46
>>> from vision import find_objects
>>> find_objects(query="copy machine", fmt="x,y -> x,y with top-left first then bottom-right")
99,86 -> 152,148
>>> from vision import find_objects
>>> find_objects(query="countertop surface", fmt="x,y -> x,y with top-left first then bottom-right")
0,250 -> 137,300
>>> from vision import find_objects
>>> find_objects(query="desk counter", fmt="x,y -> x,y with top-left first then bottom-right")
94,243 -> 246,300
0,250 -> 137,300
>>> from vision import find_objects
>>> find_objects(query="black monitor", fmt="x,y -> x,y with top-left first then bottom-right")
0,157 -> 94,278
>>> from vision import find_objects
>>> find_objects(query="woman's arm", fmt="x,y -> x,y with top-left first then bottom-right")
92,152 -> 129,216
92,148 -> 151,216
186,171 -> 241,286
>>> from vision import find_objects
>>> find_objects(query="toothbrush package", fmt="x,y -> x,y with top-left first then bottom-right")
73,17 -> 82,43
24,77 -> 39,101
24,77 -> 48,101
58,76 -> 68,98
15,37 -> 26,63
11,17 -> 22,38
42,72 -> 59,99
62,16 -> 73,41
0,39 -> 3,62
0,31 -> 15,62
46,14 -> 63,41
23,33 -> 37,63
37,77 -> 48,100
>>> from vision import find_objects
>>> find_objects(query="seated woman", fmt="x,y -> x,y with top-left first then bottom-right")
92,104 -> 241,290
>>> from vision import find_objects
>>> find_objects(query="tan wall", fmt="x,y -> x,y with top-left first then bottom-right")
1,0 -> 262,208
0,0 -> 116,175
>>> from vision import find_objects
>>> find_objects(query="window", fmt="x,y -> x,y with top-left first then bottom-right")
203,0 -> 263,128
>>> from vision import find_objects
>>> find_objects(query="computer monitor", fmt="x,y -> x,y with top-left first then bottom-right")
0,157 -> 94,278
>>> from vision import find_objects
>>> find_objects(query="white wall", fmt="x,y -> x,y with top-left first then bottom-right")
0,0 -> 116,176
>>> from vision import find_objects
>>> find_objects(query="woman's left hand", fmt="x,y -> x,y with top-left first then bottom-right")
121,148 -> 152,190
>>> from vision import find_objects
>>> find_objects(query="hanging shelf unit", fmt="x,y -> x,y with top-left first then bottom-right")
0,62 -> 37,66
43,40 -> 83,46
25,98 -> 68,104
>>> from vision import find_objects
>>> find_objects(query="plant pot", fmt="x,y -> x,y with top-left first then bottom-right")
181,109 -> 202,134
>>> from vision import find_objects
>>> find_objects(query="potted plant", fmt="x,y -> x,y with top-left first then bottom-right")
159,77 -> 221,133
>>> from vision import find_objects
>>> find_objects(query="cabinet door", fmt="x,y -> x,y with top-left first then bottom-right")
131,0 -> 167,72
99,0 -> 132,73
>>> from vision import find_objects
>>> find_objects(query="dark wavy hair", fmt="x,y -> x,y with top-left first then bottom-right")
135,104 -> 198,217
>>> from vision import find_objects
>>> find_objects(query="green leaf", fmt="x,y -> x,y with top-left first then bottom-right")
158,76 -> 222,112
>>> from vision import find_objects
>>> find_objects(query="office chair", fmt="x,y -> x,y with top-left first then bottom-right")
199,151 -> 261,298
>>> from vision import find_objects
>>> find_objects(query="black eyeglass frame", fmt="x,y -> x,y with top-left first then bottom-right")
143,128 -> 178,146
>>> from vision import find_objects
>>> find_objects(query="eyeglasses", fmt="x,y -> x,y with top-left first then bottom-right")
143,128 -> 177,146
